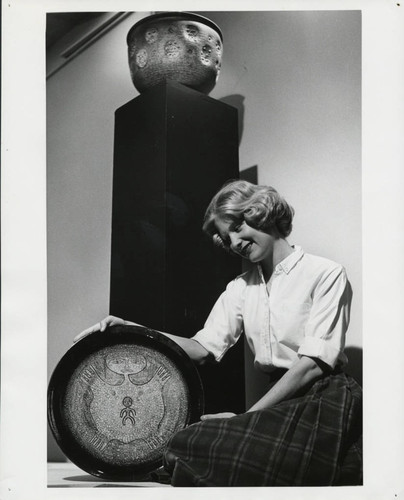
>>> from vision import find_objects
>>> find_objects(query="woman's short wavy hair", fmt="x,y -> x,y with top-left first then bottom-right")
203,180 -> 294,251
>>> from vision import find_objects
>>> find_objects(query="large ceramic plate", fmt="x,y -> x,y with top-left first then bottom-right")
48,325 -> 204,480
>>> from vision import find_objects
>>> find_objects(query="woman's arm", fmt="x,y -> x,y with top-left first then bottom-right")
201,355 -> 326,420
73,315 -> 210,364
161,331 -> 211,364
247,355 -> 325,412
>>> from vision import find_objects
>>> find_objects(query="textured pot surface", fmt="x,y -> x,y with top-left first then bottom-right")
127,12 -> 223,95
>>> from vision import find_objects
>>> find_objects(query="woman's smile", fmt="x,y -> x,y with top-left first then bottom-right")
238,240 -> 253,257
215,218 -> 275,263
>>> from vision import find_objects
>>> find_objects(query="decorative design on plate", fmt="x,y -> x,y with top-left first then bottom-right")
120,397 -> 136,426
64,344 -> 189,466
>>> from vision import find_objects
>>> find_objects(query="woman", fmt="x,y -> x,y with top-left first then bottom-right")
75,180 -> 362,486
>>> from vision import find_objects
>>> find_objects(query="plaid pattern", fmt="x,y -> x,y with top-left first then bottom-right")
164,371 -> 362,486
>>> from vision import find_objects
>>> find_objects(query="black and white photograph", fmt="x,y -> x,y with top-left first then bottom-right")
1,0 -> 404,499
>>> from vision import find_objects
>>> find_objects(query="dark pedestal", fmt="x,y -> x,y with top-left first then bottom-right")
110,82 -> 245,413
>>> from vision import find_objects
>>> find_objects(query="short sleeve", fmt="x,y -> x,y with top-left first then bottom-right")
192,278 -> 244,362
297,265 -> 352,369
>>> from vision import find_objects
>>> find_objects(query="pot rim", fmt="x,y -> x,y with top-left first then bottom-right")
127,11 -> 223,44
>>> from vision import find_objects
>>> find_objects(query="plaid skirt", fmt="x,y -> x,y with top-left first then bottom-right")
164,370 -> 362,486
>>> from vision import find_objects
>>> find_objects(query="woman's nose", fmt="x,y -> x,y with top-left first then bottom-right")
229,233 -> 242,251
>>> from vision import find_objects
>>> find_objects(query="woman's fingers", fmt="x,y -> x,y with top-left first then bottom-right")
73,322 -> 101,343
73,316 -> 125,343
100,315 -> 125,331
100,317 -> 109,332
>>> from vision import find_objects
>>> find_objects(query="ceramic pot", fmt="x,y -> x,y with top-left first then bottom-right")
127,12 -> 223,95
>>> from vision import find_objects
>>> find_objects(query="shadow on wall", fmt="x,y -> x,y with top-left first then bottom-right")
240,165 -> 258,184
345,346 -> 363,387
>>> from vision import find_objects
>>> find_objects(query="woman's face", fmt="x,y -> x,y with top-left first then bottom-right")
215,217 -> 275,263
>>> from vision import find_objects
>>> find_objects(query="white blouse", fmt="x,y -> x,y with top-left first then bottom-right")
192,246 -> 350,372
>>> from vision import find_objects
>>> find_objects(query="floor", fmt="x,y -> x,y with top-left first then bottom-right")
47,462 -> 172,488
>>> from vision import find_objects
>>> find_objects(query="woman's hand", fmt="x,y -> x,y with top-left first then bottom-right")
200,412 -> 236,421
73,315 -> 126,343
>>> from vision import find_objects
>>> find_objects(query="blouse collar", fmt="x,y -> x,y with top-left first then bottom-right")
276,245 -> 304,274
257,245 -> 304,282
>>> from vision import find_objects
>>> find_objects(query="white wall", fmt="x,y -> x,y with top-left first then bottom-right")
47,10 -> 361,457
47,12 -> 142,370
